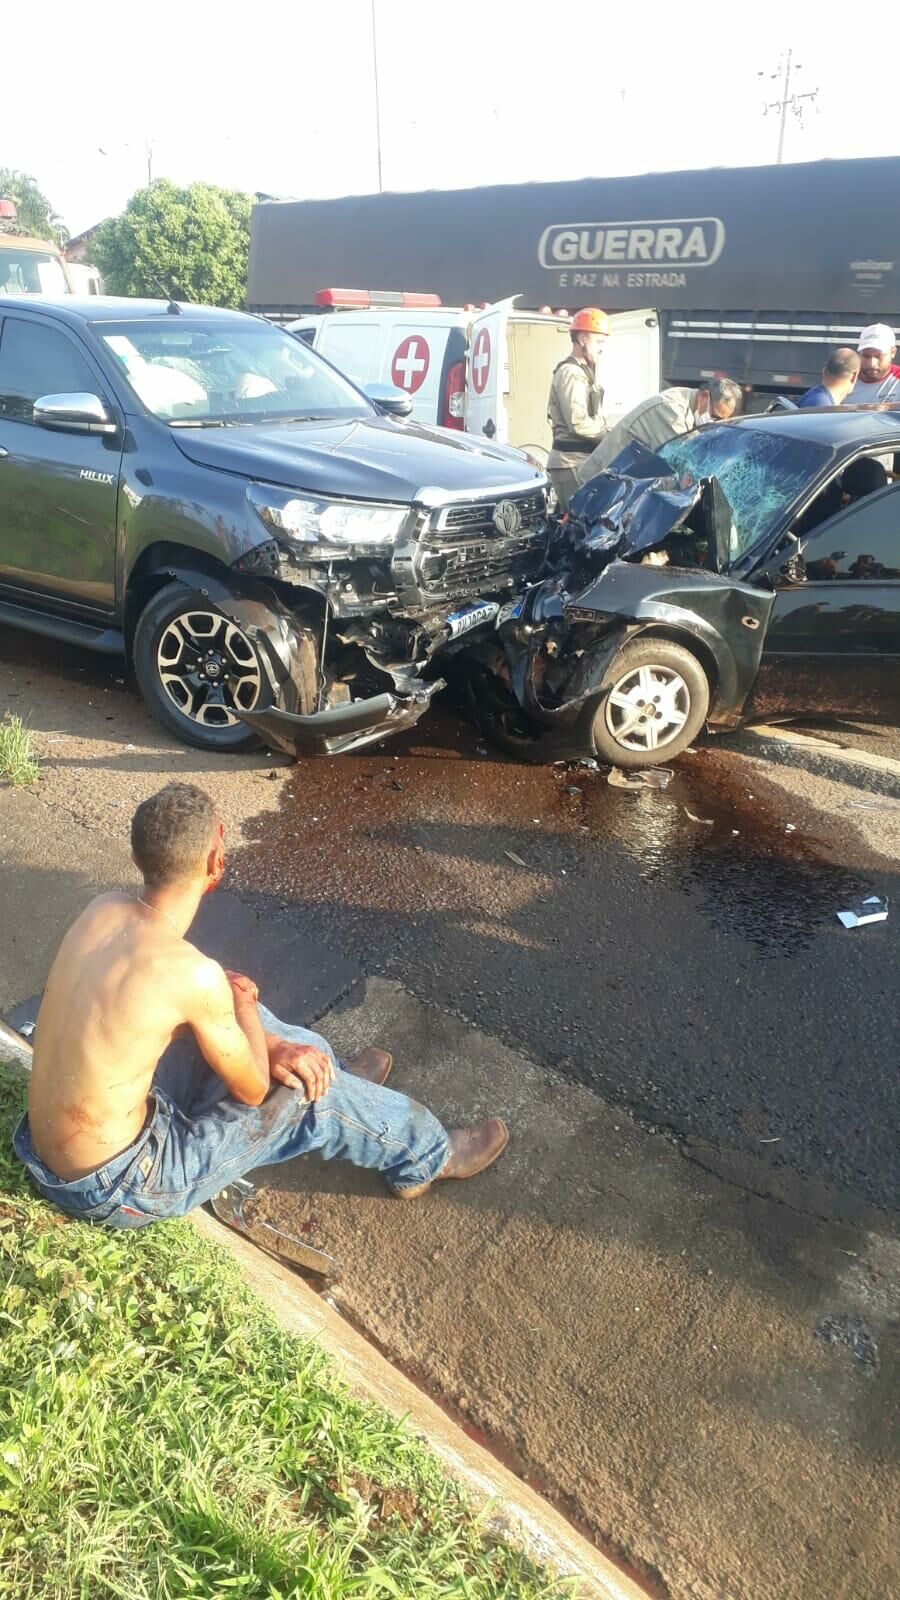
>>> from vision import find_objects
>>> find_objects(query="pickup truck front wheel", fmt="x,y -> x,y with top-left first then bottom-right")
133,583 -> 316,752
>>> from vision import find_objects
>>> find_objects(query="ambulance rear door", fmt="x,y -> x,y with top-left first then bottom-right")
602,309 -> 661,425
465,299 -> 514,443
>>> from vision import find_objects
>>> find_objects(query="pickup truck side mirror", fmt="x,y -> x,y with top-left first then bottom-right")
33,393 -> 118,436
365,383 -> 413,419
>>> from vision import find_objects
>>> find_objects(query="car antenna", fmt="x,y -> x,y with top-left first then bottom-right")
145,271 -> 183,313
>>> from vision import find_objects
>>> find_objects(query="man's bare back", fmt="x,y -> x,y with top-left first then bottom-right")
28,892 -> 268,1180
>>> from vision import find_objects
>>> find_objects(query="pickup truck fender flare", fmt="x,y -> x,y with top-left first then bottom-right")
146,563 -> 313,702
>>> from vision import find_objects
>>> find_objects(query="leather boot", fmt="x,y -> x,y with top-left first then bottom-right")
348,1047 -> 392,1085
395,1117 -> 509,1198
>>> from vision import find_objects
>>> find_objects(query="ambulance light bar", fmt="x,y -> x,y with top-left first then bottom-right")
315,288 -> 442,308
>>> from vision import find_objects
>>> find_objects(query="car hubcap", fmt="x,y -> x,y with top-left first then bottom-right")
605,663 -> 690,753
157,610 -> 262,728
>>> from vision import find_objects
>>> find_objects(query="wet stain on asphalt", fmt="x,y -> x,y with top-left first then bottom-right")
230,705 -> 899,1210
230,708 -> 863,959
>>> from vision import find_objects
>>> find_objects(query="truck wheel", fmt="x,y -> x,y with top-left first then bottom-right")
133,583 -> 317,752
591,638 -> 710,768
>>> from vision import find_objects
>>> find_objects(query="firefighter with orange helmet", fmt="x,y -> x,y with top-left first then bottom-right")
546,308 -> 610,508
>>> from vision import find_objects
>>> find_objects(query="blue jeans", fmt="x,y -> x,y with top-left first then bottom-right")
12,1004 -> 451,1228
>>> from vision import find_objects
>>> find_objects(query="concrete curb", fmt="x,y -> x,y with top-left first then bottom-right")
191,1208 -> 652,1600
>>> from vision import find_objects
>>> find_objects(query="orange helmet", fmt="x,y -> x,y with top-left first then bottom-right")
571,307 -> 609,336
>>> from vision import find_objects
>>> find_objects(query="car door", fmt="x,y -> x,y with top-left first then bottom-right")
0,312 -> 123,612
747,483 -> 900,722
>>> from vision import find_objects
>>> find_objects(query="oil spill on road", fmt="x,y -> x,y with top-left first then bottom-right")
228,708 -> 874,959
229,704 -> 900,1224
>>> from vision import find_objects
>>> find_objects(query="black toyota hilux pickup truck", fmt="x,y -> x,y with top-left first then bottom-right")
0,296 -> 550,753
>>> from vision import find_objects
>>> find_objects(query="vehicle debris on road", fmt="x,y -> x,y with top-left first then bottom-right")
607,767 -> 673,790
504,850 -> 529,867
836,895 -> 889,929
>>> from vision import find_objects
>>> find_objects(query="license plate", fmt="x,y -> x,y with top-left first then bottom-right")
445,600 -> 500,638
495,596 -> 526,627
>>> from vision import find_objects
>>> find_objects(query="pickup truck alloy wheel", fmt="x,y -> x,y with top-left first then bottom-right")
592,637 -> 710,768
156,610 -> 262,729
133,582 -> 316,752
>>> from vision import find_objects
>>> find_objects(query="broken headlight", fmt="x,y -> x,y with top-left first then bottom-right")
248,483 -> 408,547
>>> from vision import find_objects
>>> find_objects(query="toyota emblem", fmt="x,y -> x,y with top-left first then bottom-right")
492,499 -> 522,536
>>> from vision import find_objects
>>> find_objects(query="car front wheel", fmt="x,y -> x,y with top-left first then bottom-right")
133,583 -> 317,752
591,637 -> 710,768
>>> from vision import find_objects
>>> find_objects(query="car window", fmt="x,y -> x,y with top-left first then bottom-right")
99,319 -> 372,424
0,317 -> 99,422
0,248 -> 68,296
802,484 -> 900,580
659,425 -> 832,562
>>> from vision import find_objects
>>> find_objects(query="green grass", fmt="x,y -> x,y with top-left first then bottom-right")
0,714 -> 39,787
0,1062 -> 572,1600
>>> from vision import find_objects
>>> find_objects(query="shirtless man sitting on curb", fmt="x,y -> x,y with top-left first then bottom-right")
14,783 -> 508,1228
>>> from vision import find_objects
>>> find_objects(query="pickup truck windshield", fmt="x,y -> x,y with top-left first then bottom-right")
0,248 -> 68,296
99,320 -> 371,424
659,425 -> 832,560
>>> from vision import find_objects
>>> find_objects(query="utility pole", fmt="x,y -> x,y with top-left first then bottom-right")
371,0 -> 384,192
760,50 -> 819,164
146,138 -> 154,186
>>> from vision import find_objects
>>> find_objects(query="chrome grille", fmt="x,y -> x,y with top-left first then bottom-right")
400,486 -> 549,608
438,490 -> 546,536
419,532 -> 542,595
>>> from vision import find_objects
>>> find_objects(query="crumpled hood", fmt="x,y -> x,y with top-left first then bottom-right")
171,413 -> 544,502
567,441 -> 734,573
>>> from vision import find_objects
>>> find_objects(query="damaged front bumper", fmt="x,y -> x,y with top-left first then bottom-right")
237,679 -> 445,757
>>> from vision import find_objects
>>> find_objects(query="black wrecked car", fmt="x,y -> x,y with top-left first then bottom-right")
464,409 -> 900,767
0,296 -> 548,752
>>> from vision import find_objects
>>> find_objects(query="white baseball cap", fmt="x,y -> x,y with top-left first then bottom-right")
857,322 -> 896,354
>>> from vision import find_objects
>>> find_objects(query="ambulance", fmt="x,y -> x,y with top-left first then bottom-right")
287,288 -> 660,465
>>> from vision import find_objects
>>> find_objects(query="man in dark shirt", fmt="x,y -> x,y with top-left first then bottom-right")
798,348 -> 860,408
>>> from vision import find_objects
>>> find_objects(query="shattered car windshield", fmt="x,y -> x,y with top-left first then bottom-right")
659,426 -> 832,562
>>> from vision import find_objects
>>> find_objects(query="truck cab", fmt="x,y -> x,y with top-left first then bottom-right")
0,198 -> 73,296
289,290 -> 660,466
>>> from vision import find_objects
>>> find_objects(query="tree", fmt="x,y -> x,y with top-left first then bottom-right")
94,180 -> 252,309
0,169 -> 68,242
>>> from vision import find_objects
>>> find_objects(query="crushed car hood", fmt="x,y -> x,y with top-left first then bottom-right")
171,413 -> 544,502
567,442 -> 735,574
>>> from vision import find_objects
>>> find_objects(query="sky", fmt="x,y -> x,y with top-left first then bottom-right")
5,0 -> 900,238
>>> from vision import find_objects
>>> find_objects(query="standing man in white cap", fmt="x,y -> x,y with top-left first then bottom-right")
846,324 -> 900,405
